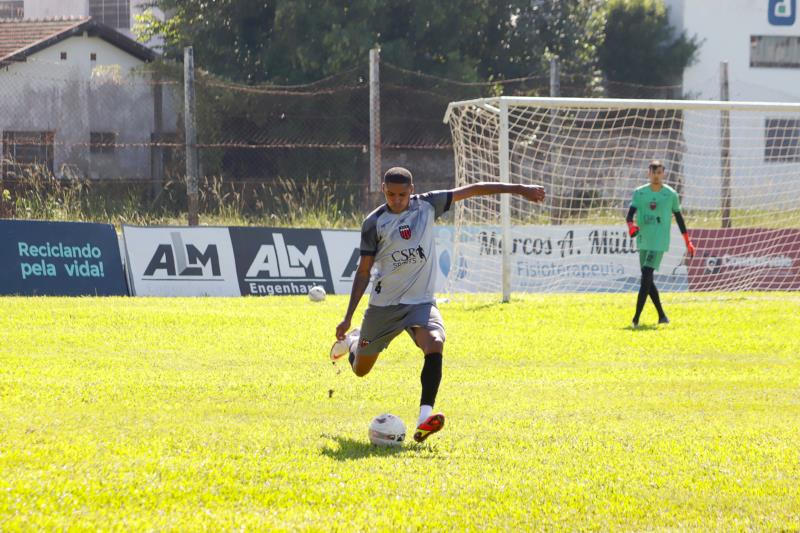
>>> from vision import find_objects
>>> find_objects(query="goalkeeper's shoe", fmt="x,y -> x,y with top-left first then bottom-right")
329,328 -> 360,361
658,315 -> 670,325
413,413 -> 445,443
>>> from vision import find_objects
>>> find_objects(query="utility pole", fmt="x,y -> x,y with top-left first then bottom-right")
369,47 -> 381,208
184,46 -> 199,226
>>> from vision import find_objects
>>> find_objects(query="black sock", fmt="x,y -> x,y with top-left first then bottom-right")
634,267 -> 654,323
420,352 -> 443,408
348,351 -> 355,369
649,281 -> 666,319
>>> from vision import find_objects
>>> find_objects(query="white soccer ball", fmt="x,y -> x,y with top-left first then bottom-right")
308,285 -> 326,302
368,413 -> 406,447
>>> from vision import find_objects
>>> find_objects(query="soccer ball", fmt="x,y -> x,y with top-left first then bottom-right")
308,285 -> 326,302
368,413 -> 406,447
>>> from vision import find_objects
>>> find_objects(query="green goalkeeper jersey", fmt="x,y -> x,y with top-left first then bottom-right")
630,184 -> 681,252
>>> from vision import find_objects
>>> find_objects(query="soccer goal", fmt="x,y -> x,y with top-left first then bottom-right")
443,97 -> 800,300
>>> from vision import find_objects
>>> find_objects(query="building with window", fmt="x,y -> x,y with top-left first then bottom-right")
0,0 -> 162,43
0,17 -> 176,181
660,0 -> 800,209
666,0 -> 800,102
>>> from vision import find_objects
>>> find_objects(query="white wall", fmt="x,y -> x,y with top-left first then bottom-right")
660,0 -> 800,210
24,0 -> 88,19
0,33 -> 177,180
667,0 -> 800,102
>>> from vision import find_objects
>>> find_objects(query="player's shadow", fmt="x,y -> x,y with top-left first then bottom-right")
319,434 -> 414,460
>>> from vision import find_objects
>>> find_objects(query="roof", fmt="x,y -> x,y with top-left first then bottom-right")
0,17 -> 156,65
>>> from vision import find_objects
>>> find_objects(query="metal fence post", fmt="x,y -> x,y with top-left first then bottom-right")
184,46 -> 199,226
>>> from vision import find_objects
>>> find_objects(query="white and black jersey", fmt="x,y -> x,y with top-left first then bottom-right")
360,191 -> 452,307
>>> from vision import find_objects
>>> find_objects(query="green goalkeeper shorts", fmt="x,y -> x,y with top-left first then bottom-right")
639,249 -> 664,271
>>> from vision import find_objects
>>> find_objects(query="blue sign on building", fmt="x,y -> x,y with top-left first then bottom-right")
769,0 -> 796,25
0,220 -> 128,296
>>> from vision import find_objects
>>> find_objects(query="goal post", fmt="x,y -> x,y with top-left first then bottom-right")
443,96 -> 800,297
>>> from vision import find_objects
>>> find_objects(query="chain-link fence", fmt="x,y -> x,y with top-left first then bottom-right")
0,54 -> 686,226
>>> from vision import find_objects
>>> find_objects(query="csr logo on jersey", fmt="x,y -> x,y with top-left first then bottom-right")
122,226 -> 240,296
769,0 -> 796,25
229,227 -> 334,296
390,245 -> 427,270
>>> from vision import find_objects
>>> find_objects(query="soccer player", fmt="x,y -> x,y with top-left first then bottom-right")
626,160 -> 696,328
332,167 -> 545,443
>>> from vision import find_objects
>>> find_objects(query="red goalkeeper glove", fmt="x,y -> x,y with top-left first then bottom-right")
627,221 -> 639,237
683,232 -> 696,257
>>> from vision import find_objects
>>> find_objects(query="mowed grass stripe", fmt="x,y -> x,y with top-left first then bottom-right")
0,294 -> 798,530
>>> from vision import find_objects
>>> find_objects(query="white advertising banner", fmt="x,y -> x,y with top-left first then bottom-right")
450,225 -> 688,293
321,227 -> 454,295
320,230 -> 363,295
122,226 -> 241,296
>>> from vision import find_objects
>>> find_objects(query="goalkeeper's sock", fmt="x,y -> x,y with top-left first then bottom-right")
648,282 -> 667,320
633,267 -> 655,324
419,352 -> 442,422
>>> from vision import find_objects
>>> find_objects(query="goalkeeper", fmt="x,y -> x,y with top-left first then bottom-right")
626,160 -> 695,328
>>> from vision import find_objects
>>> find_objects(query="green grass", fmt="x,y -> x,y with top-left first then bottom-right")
1,294 -> 799,530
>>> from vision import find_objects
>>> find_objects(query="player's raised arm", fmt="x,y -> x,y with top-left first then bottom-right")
451,182 -> 545,204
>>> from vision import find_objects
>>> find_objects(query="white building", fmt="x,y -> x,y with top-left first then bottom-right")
661,0 -> 800,209
0,0 -> 163,45
666,0 -> 800,102
0,17 -> 177,181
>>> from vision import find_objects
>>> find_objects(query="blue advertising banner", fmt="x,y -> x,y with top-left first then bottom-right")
228,227 -> 334,296
0,219 -> 128,296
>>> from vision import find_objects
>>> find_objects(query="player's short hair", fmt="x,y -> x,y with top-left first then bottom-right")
383,167 -> 413,185
649,159 -> 665,171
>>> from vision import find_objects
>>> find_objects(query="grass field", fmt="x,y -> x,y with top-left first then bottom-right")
1,293 -> 799,530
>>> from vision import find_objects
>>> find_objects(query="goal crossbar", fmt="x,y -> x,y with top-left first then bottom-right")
444,96 -> 800,124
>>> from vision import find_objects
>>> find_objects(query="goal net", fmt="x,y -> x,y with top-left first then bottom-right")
443,97 -> 800,299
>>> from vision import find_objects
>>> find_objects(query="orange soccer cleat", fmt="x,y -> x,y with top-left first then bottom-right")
413,413 -> 445,443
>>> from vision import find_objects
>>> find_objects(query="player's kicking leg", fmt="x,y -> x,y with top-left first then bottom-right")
330,328 -> 380,376
329,328 -> 360,362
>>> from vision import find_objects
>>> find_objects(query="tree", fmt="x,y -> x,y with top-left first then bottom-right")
136,0 -> 279,83
496,0 -> 606,94
136,0 -> 604,90
137,0 -> 494,84
598,0 -> 700,96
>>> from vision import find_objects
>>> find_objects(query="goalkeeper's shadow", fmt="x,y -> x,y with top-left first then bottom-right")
627,324 -> 659,331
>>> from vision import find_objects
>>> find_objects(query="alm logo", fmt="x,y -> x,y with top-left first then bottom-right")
769,0 -> 796,25
245,233 -> 324,281
143,232 -> 221,278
